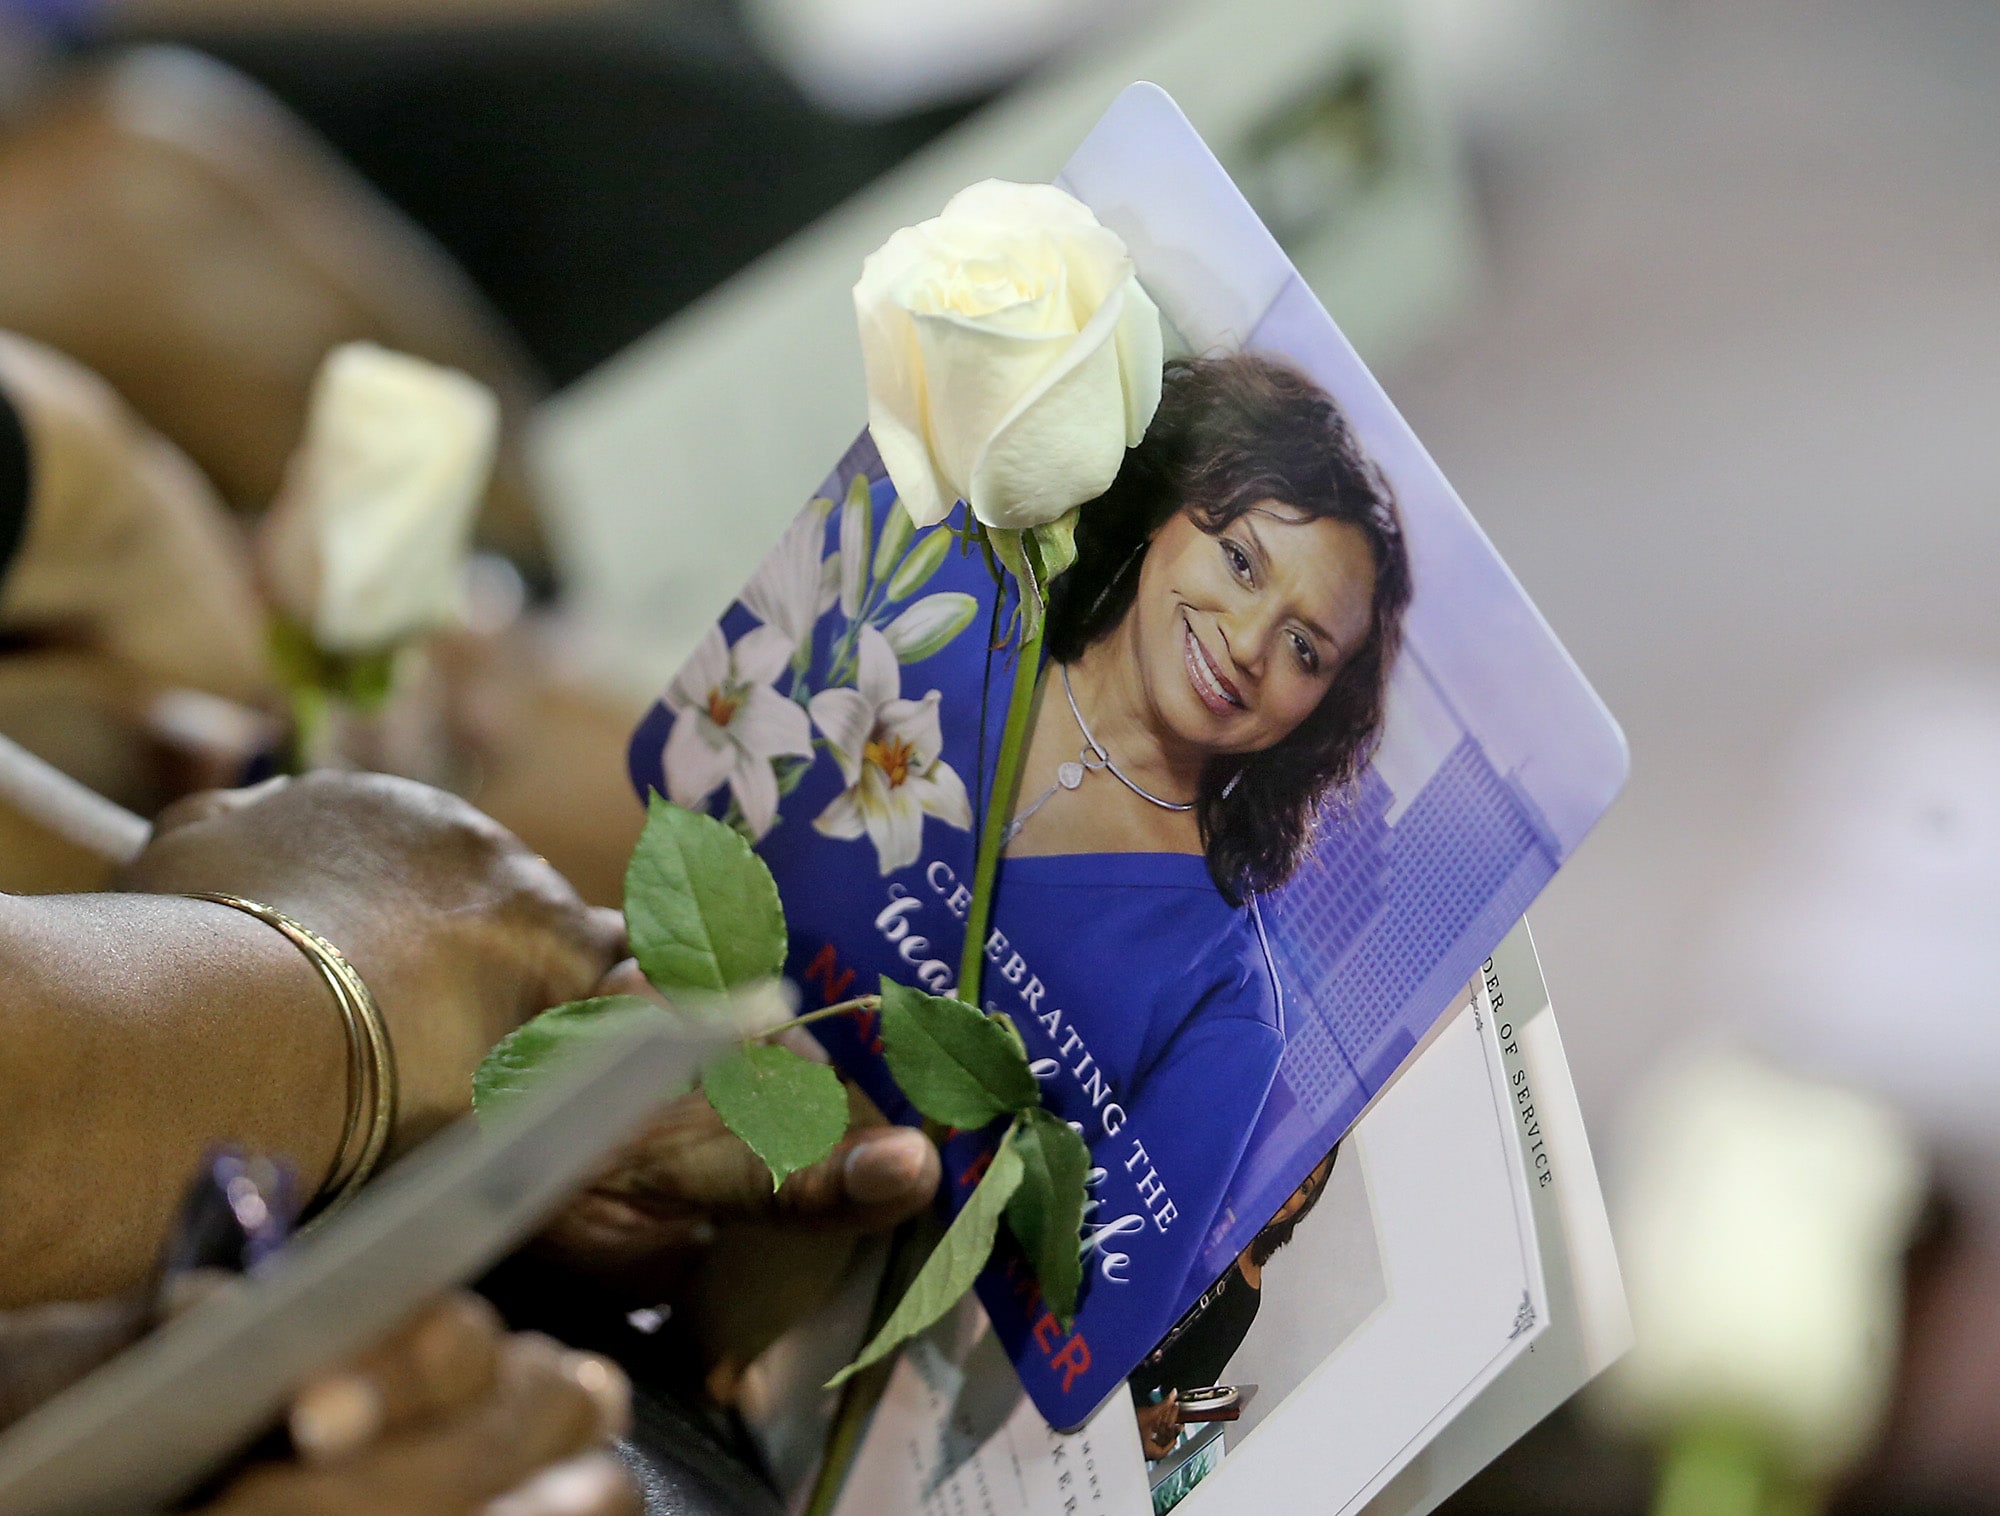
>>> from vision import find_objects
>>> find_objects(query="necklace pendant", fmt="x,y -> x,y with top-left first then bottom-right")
1060,663 -> 1193,813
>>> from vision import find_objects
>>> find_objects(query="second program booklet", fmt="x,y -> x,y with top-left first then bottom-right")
625,84 -> 1627,1427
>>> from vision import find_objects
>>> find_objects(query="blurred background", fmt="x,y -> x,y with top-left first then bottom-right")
2,0 -> 1996,1509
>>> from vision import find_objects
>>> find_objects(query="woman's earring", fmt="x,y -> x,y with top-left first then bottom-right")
1222,771 -> 1242,799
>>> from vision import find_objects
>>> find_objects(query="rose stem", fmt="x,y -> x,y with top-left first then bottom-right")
956,617 -> 1045,1007
747,995 -> 879,1041
806,545 -> 1050,1516
800,1204 -> 943,1516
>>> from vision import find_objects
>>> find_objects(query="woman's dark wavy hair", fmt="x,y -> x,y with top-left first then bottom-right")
1045,352 -> 1412,904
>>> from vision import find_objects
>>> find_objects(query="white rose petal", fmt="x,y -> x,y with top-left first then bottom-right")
1599,1054 -> 1924,1477
854,180 -> 1163,535
969,285 -> 1139,531
262,342 -> 500,653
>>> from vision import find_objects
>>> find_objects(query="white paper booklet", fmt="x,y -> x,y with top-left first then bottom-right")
826,916 -> 1620,1516
1360,921 -> 1631,1516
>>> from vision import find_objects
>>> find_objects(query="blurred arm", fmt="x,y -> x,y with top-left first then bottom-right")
0,891 -> 344,1308
0,49 -> 550,568
0,332 -> 271,704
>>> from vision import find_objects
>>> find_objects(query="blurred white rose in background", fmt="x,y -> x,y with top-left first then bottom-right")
262,342 -> 499,654
1598,1053 -> 1925,1484
854,180 -> 1163,534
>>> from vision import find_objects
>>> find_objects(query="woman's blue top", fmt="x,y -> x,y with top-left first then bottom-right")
969,850 -> 1285,1404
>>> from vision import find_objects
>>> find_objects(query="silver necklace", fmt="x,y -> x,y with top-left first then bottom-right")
1006,665 -> 1194,843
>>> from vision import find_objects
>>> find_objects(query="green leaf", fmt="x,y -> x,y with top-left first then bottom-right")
878,978 -> 1039,1130
984,532 -> 1032,632
880,592 -> 978,664
626,796 -> 787,995
990,1011 -> 1029,1063
1030,508 -> 1080,586
1005,1108 -> 1090,1327
872,494 -> 916,581
473,995 -> 672,1120
827,1137 -> 1025,1387
885,524 -> 952,600
986,528 -> 1047,639
702,1042 -> 848,1191
839,471 -> 872,617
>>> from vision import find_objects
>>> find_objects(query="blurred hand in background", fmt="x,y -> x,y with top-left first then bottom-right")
201,1291 -> 637,1516
0,330 -> 268,704
0,46 -> 549,567
0,329 -> 278,890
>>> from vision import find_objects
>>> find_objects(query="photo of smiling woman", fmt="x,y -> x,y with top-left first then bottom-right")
626,348 -> 1410,1411
983,351 -> 1410,1329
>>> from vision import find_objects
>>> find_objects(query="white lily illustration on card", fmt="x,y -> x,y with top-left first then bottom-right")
662,624 -> 813,839
809,626 -> 972,874
741,494 -> 839,651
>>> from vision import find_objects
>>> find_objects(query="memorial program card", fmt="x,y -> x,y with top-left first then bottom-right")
625,85 -> 1627,1429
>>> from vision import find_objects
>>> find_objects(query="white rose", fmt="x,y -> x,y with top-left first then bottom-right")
263,342 -> 500,653
1599,1055 -> 1924,1478
854,180 -> 1163,533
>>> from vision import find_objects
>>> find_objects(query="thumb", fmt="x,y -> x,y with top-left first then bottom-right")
770,1125 -> 941,1232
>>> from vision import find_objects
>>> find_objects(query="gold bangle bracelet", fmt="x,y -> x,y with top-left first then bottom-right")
187,893 -> 398,1221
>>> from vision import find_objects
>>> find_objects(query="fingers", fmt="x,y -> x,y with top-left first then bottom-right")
205,1334 -> 633,1516
482,1453 -> 641,1516
145,775 -> 290,841
539,1189 -> 716,1272
0,335 -> 268,702
290,1294 -> 503,1462
1136,1392 -> 1181,1458
579,908 -> 627,979
535,1092 -> 940,1304
575,1086 -> 939,1233
490,843 -> 627,1015
370,1332 -> 625,1498
589,959 -> 658,1003
510,901 -> 627,1028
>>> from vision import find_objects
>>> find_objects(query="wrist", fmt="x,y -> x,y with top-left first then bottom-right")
0,894 -> 351,1302
184,895 -> 397,1217
180,896 -> 352,1197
